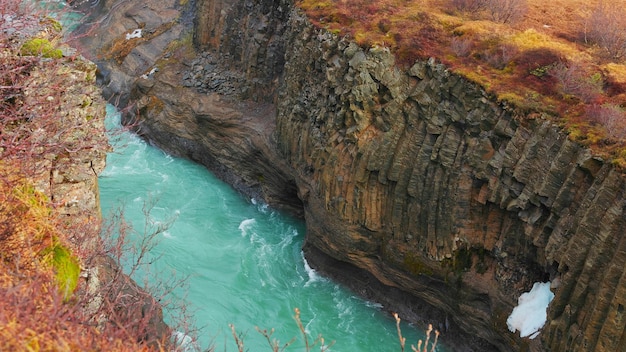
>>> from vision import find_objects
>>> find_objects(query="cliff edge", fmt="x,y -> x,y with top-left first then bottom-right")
0,7 -> 168,348
72,0 -> 626,350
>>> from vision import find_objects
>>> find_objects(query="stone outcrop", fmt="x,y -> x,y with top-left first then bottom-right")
21,59 -> 106,228
73,0 -> 626,350
73,0 -> 302,215
5,19 -> 171,344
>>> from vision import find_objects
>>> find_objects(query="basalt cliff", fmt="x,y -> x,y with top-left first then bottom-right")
74,0 -> 626,350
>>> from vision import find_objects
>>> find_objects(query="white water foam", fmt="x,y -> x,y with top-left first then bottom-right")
303,312 -> 317,335
277,228 -> 297,250
365,301 -> 384,309
250,197 -> 270,213
238,218 -> 256,237
334,289 -> 355,332
302,252 -> 321,287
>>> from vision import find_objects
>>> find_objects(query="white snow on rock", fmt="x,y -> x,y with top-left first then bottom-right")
507,281 -> 555,339
126,29 -> 142,40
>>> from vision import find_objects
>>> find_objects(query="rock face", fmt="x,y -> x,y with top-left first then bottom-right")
276,13 -> 626,352
16,25 -> 171,344
73,0 -> 303,215
74,0 -> 626,350
24,59 -> 107,229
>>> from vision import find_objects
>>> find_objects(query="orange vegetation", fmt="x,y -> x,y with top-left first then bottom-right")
296,0 -> 626,165
0,0 -> 171,349
0,166 -> 157,351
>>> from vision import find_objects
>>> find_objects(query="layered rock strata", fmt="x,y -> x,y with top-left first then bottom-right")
73,0 -> 626,350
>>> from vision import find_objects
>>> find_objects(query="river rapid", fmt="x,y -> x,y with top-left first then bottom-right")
98,105 -> 448,351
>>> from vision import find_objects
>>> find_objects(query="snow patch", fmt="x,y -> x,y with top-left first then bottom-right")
507,281 -> 555,339
141,67 -> 159,79
126,29 -> 142,40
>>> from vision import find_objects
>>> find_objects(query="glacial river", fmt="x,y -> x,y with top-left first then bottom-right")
98,105 -> 448,351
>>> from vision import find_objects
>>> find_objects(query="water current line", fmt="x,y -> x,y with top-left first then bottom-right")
98,105 -> 447,351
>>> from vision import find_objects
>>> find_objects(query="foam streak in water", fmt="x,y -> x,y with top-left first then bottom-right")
302,252 -> 321,287
238,218 -> 256,237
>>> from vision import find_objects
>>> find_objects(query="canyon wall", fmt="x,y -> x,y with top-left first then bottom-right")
74,0 -> 626,350
276,12 -> 626,352
11,22 -> 171,344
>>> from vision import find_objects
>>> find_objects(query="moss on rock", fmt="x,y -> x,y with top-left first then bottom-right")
20,38 -> 62,59
43,243 -> 81,301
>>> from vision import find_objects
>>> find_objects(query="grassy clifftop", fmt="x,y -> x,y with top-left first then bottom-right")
296,0 -> 626,166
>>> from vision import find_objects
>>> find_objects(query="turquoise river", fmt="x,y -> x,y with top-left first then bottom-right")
98,105 -> 448,351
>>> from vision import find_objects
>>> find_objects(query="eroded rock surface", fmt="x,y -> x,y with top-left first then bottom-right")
277,13 -> 626,351
73,0 -> 626,350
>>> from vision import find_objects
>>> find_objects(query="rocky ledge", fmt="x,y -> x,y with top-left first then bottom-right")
72,0 -> 626,350
1,15 -> 169,346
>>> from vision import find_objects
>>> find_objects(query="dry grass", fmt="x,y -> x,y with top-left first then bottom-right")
296,0 -> 626,166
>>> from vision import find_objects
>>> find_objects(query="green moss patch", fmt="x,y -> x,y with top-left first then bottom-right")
20,38 -> 63,59
43,243 -> 80,301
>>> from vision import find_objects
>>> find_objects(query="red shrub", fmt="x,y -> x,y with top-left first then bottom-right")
585,2 -> 626,59
586,104 -> 626,140
551,62 -> 604,104
484,43 -> 518,69
485,0 -> 527,23
450,37 -> 473,57
449,0 -> 526,23
450,0 -> 487,15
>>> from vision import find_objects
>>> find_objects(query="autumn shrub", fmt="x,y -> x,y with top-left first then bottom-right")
551,62 -> 604,103
450,36 -> 473,57
377,18 -> 392,34
228,308 -> 439,352
394,313 -> 440,352
0,1 -> 183,350
585,1 -> 626,59
450,0 -> 487,15
586,104 -> 626,140
484,42 -> 518,69
450,0 -> 526,23
0,172 -> 123,350
484,0 -> 527,23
